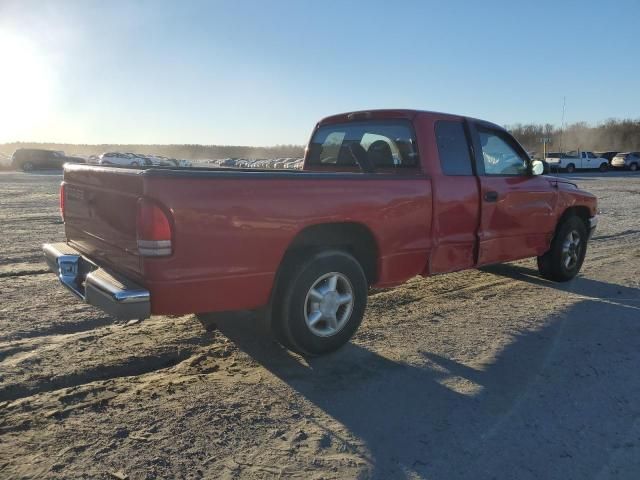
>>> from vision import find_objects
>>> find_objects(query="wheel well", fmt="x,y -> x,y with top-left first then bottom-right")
558,206 -> 590,232
280,222 -> 379,285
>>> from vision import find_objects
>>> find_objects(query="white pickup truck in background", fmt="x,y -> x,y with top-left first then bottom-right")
545,151 -> 609,173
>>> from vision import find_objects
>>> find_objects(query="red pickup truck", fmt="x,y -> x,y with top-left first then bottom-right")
43,109 -> 598,354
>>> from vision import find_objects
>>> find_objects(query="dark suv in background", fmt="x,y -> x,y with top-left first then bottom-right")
11,149 -> 84,172
595,151 -> 619,164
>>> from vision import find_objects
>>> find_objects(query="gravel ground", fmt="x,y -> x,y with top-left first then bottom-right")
0,170 -> 639,480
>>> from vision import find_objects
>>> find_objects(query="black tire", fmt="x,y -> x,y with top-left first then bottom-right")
21,161 -> 34,172
599,162 -> 608,172
537,216 -> 588,282
271,250 -> 367,355
565,163 -> 575,173
630,163 -> 638,172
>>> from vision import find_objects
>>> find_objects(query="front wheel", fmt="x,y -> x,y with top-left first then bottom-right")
599,162 -> 608,172
537,216 -> 588,282
271,250 -> 367,355
630,163 -> 638,172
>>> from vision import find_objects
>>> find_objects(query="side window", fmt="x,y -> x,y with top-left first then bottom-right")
587,152 -> 596,158
435,121 -> 473,175
478,129 -> 529,176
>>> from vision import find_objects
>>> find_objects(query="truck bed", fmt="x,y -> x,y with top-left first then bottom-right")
62,163 -> 433,315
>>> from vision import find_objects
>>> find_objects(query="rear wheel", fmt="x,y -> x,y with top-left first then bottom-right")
21,161 -> 34,172
630,163 -> 638,172
271,250 -> 367,355
537,216 -> 588,282
565,163 -> 575,173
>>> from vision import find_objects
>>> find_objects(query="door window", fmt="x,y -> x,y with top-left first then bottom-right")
478,129 -> 528,176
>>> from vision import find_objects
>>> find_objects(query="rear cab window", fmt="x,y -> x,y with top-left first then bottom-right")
435,121 -> 473,175
307,120 -> 419,171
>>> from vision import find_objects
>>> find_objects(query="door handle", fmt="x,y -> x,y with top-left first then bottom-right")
484,191 -> 499,202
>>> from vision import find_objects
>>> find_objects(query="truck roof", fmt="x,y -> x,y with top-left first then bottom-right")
318,109 -> 504,131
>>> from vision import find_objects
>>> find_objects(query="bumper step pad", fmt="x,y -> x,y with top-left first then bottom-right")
43,242 -> 150,320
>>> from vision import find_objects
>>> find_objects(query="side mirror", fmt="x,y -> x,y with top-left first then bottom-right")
531,159 -> 544,176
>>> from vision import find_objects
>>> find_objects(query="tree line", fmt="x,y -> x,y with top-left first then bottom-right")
508,119 -> 640,154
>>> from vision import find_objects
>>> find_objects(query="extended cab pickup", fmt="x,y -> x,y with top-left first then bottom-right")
545,151 -> 609,173
44,110 -> 598,354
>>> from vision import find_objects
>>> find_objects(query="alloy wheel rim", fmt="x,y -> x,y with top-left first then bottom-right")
562,230 -> 582,269
304,272 -> 354,337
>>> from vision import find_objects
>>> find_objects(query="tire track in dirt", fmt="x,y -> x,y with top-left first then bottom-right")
0,315 -> 116,344
1,328 -> 109,365
0,347 -> 198,403
1,215 -> 62,225
0,269 -> 50,278
0,312 -> 231,405
591,229 -> 640,242
0,254 -> 47,266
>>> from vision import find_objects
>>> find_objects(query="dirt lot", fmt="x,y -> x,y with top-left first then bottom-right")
1,170 -> 639,480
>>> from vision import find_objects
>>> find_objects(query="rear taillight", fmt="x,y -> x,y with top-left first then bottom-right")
59,183 -> 65,221
136,198 -> 172,256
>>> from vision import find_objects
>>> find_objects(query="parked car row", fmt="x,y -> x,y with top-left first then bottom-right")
7,148 -> 197,172
97,152 -> 192,168
206,157 -> 303,169
543,150 -> 640,173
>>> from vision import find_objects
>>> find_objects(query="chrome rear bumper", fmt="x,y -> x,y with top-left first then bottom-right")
43,242 -> 150,320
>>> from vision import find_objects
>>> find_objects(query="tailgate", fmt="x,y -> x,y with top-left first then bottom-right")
62,164 -> 145,279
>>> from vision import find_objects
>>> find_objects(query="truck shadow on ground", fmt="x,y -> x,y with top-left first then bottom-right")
213,266 -> 640,479
481,263 -> 640,309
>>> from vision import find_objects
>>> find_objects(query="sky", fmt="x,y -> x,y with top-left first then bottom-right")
0,0 -> 639,146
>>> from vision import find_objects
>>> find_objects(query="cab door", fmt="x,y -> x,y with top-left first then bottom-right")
427,119 -> 480,274
581,151 -> 589,169
469,122 -> 558,265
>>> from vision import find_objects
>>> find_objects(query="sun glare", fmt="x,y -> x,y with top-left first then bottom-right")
0,30 -> 54,142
